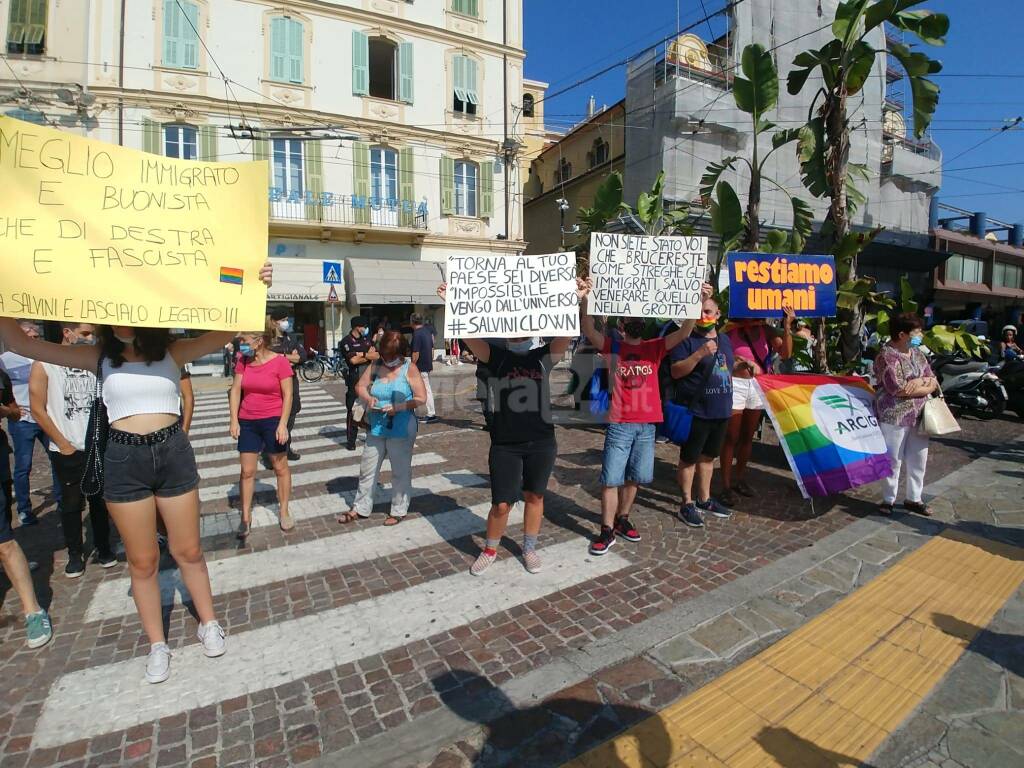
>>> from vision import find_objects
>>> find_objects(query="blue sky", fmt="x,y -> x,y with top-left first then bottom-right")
524,0 -> 1024,225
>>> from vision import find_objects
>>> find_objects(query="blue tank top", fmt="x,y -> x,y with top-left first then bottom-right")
368,360 -> 417,438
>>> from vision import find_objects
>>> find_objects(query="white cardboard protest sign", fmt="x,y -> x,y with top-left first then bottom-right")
444,253 -> 579,339
588,232 -> 708,318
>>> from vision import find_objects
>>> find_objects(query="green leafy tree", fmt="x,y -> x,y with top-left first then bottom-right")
700,44 -> 814,286
788,0 -> 948,364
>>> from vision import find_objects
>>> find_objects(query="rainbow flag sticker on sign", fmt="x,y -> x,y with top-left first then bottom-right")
755,374 -> 891,498
219,267 -> 244,286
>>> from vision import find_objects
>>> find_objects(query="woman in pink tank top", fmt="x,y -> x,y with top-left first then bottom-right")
718,308 -> 794,507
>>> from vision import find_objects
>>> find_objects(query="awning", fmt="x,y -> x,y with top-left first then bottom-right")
345,258 -> 445,305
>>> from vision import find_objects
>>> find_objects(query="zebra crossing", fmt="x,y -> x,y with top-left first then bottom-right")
29,384 -> 629,759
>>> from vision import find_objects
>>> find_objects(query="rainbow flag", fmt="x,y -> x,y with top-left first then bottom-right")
755,374 -> 891,498
219,267 -> 244,286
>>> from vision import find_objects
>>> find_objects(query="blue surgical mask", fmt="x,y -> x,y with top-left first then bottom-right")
277,320 -> 292,333
362,328 -> 369,338
909,336 -> 923,348
239,343 -> 253,355
507,340 -> 532,354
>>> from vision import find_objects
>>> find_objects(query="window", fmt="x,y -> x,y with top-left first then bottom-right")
162,0 -> 199,70
273,138 -> 304,196
164,125 -> 197,160
7,0 -> 47,55
269,16 -> 304,84
451,0 -> 479,16
352,32 -> 413,103
588,137 -> 609,168
522,93 -> 535,117
994,261 -> 1023,290
371,147 -> 398,204
454,161 -> 478,217
554,158 -> 572,185
946,254 -> 984,284
452,55 -> 479,115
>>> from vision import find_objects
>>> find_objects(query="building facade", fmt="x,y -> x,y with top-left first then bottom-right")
1,0 -> 527,356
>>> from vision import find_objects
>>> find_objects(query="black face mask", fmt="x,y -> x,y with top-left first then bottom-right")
624,321 -> 645,338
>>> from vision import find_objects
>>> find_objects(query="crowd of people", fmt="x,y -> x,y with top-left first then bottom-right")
0,260 -> 1015,689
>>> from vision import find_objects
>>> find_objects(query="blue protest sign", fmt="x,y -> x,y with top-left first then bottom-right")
727,253 -> 837,318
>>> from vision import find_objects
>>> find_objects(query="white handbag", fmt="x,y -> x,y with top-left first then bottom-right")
919,395 -> 960,437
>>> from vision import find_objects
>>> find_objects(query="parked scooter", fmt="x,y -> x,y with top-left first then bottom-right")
994,353 -> 1024,419
930,351 -> 1008,418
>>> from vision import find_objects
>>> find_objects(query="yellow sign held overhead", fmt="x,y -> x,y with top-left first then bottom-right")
0,116 -> 269,331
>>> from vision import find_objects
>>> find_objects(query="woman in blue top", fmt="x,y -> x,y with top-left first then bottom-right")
338,331 -> 426,525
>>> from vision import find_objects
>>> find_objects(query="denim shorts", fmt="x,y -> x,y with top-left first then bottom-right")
103,429 -> 200,504
600,422 -> 657,487
238,417 -> 287,455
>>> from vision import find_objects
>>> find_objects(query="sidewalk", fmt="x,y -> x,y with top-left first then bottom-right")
375,438 -> 1024,768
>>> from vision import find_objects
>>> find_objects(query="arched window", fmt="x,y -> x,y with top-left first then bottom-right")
589,137 -> 609,168
522,93 -> 535,117
555,158 -> 572,185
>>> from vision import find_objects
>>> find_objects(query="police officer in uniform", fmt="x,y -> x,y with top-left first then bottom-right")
339,316 -> 378,450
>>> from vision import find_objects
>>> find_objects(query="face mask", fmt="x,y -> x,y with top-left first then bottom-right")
239,343 -> 253,356
72,337 -> 96,346
361,328 -> 369,338
507,340 -> 532,354
382,356 -> 402,368
277,320 -> 291,333
696,319 -> 717,331
909,336 -> 924,348
624,321 -> 645,338
114,333 -> 135,344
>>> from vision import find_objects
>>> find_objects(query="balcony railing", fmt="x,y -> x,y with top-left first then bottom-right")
268,188 -> 428,230
882,132 -> 941,164
657,41 -> 733,90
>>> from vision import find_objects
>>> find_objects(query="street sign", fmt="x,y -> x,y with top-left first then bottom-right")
327,285 -> 340,303
322,261 -> 342,284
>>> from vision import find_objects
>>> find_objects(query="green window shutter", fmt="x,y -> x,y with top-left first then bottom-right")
252,137 -> 270,183
453,56 -> 467,103
465,58 -> 479,105
162,0 -> 180,67
467,0 -> 479,16
399,147 -> 415,227
142,118 -> 161,155
198,125 -> 217,161
440,156 -> 455,216
451,0 -> 465,13
304,139 -> 323,221
352,30 -> 369,96
181,1 -> 199,70
269,17 -> 287,82
398,42 -> 414,105
7,0 -> 26,45
25,0 -> 45,45
287,19 -> 304,84
352,142 -> 371,225
479,161 -> 494,218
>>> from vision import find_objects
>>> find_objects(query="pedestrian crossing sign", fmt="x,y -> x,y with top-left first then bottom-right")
322,261 -> 342,284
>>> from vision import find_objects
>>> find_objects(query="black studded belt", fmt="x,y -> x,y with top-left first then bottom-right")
108,422 -> 181,446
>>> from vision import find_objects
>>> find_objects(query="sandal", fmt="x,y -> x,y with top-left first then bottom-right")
903,501 -> 933,517
733,480 -> 756,498
878,502 -> 894,516
236,519 -> 251,540
279,514 -> 295,532
383,516 -> 403,526
336,511 -> 360,525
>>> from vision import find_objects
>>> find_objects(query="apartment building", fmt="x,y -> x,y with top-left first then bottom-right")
1,0 -> 527,352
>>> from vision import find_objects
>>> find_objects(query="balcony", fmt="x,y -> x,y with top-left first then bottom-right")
882,133 -> 942,188
657,40 -> 733,91
268,188 -> 428,231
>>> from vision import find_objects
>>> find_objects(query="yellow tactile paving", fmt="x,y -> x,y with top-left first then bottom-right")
565,532 -> 1024,767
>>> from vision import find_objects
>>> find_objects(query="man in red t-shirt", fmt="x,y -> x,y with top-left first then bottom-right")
580,280 -> 712,555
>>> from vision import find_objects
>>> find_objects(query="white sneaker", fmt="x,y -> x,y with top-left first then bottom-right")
197,620 -> 226,658
145,643 -> 172,684
470,550 -> 497,576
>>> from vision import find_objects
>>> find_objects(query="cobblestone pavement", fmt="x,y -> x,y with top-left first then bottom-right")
0,368 -> 1021,768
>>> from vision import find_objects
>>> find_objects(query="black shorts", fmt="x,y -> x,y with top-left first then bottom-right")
103,429 -> 200,504
238,417 -> 287,455
679,416 -> 729,464
488,437 -> 557,505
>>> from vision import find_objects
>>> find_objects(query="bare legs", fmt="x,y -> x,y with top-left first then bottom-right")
601,482 -> 638,528
0,539 -> 41,614
269,452 -> 291,524
238,452 -> 259,527
678,458 -> 715,504
720,409 -> 761,492
484,491 -> 544,543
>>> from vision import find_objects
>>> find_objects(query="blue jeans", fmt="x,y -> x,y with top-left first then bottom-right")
9,419 -> 62,520
600,422 -> 657,487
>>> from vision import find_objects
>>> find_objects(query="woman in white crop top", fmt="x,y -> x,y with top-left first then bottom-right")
0,262 -> 273,685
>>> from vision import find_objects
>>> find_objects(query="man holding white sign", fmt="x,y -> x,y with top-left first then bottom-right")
580,258 -> 713,557
588,233 -> 708,319
439,264 -> 584,577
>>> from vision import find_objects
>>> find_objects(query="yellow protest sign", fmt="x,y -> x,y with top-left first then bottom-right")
0,116 -> 268,331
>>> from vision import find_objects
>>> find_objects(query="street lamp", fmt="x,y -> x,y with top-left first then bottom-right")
557,197 -> 579,249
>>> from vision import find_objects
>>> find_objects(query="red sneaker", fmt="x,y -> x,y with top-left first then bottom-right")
613,516 -> 641,542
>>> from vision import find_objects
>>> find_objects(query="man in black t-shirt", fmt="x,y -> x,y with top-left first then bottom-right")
339,315 -> 378,450
410,313 -> 438,423
437,281 -> 584,577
